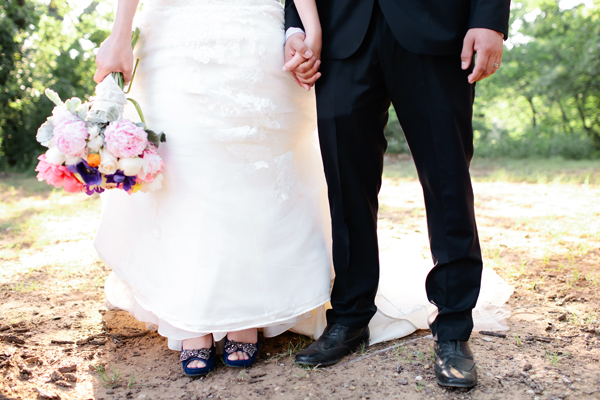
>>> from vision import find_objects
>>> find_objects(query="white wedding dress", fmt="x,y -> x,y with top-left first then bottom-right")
94,0 -> 513,351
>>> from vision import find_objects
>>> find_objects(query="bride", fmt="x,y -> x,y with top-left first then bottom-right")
94,0 -> 331,376
93,0 -> 512,377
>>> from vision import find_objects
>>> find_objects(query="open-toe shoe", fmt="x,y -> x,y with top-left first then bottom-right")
181,345 -> 216,376
223,337 -> 259,368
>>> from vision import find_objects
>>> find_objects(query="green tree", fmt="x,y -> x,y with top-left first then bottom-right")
0,0 -> 110,170
474,0 -> 600,158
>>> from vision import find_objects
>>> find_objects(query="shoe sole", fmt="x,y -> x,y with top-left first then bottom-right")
183,368 -> 213,377
435,378 -> 476,388
294,338 -> 368,367
184,371 -> 211,377
295,358 -> 340,367
223,361 -> 255,368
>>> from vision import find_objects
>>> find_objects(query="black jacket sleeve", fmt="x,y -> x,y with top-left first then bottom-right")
469,0 -> 511,39
284,0 -> 305,31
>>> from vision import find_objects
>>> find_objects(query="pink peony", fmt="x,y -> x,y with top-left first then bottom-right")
35,155 -> 84,193
138,144 -> 164,181
51,107 -> 79,130
53,119 -> 88,157
104,119 -> 148,159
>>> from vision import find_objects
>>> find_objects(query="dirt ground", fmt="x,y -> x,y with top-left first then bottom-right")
1,156 -> 599,400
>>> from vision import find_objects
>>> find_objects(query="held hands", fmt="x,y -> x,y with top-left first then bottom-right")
461,28 -> 504,83
283,32 -> 322,91
94,34 -> 135,84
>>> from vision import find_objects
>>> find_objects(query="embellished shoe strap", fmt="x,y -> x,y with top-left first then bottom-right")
224,340 -> 258,358
180,348 -> 212,362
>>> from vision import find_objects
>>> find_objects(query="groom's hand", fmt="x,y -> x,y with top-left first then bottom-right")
284,32 -> 322,90
461,28 -> 504,84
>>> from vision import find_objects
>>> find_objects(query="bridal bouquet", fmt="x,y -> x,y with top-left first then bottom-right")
34,29 -> 165,195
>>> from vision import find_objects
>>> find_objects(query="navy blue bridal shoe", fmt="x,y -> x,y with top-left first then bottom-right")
223,336 -> 259,368
180,345 -> 216,376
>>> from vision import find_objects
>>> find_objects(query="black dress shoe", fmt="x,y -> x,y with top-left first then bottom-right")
295,323 -> 369,366
434,340 -> 477,388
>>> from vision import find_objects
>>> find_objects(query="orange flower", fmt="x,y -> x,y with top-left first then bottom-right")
87,153 -> 101,168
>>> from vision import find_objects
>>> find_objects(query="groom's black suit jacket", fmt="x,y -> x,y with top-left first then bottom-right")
285,0 -> 510,59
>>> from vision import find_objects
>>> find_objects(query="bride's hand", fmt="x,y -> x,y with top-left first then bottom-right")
294,34 -> 322,89
94,34 -> 134,84
304,34 -> 321,63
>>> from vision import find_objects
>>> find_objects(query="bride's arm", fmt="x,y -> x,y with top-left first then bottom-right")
93,0 -> 140,84
293,0 -> 322,60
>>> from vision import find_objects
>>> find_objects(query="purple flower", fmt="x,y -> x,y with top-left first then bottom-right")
105,170 -> 137,192
67,160 -> 102,186
84,185 -> 105,195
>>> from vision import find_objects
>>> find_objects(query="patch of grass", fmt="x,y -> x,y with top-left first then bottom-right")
542,253 -> 551,267
237,370 -> 246,381
511,257 -> 528,278
416,349 -> 425,363
415,380 -> 424,392
470,158 -> 600,185
545,349 -> 570,367
382,156 -> 418,180
428,348 -> 435,363
515,333 -> 522,347
285,340 -> 307,357
383,157 -> 600,185
568,311 -> 579,326
7,281 -> 39,293
586,271 -> 598,287
0,174 -> 54,203
93,364 -> 121,387
546,349 -> 559,367
127,372 -> 136,389
393,343 -> 409,362
585,312 -> 596,325
356,342 -> 367,355
392,343 -> 431,365
272,336 -> 313,362
484,247 -> 504,271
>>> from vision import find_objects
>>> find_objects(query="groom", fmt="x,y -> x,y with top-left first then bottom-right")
284,0 -> 510,388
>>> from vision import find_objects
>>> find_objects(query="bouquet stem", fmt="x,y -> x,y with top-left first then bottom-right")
127,98 -> 146,125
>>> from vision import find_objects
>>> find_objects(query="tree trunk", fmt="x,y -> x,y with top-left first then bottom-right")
575,95 -> 600,148
14,0 -> 26,29
526,96 -> 537,129
575,95 -> 591,133
556,98 -> 572,134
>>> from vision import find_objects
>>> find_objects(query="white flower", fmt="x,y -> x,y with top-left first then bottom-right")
98,148 -> 118,175
140,172 -> 163,192
117,157 -> 144,176
87,124 -> 100,139
44,146 -> 66,165
65,156 -> 82,166
87,135 -> 104,153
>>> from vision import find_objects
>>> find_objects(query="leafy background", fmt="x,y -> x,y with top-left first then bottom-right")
1,0 -> 599,171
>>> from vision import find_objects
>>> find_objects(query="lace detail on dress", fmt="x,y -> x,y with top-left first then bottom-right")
274,152 -> 298,203
125,0 -> 316,206
138,0 -> 283,66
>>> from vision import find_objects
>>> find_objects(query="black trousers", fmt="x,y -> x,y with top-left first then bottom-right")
315,3 -> 483,342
